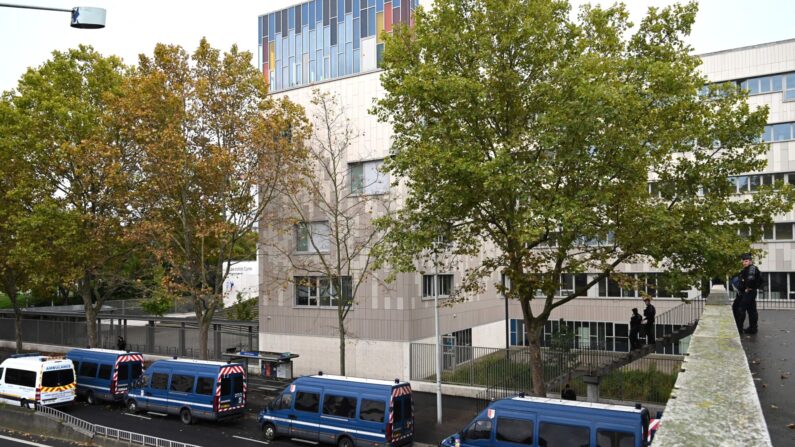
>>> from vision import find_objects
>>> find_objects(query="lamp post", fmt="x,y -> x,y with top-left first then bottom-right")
433,246 -> 442,424
0,3 -> 106,28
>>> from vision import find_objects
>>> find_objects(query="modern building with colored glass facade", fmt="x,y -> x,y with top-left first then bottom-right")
256,1 -> 795,384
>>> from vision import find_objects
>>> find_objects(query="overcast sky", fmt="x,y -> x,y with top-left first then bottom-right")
1,0 -> 794,92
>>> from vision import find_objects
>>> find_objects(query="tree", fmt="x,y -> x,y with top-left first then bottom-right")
5,46 -> 141,348
268,90 -> 393,375
373,0 -> 793,395
115,39 -> 310,359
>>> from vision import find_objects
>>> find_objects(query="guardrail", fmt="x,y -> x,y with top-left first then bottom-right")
34,403 -> 202,447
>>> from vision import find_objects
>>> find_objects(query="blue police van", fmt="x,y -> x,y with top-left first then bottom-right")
126,358 -> 246,425
66,348 -> 144,404
440,395 -> 654,447
258,374 -> 414,447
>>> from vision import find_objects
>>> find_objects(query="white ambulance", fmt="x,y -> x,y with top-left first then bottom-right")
0,353 -> 76,408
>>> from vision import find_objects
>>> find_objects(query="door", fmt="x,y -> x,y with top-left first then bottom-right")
390,386 -> 414,444
217,373 -> 245,412
460,419 -> 494,447
290,387 -> 321,442
144,370 -> 171,412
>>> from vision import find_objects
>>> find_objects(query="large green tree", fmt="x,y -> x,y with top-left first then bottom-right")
374,0 -> 793,396
6,46 -> 141,348
115,39 -> 310,359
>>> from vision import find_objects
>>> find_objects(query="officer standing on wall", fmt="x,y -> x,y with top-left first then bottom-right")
642,298 -> 656,346
735,253 -> 762,334
629,308 -> 642,350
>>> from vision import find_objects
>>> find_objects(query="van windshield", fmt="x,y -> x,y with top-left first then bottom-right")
42,369 -> 75,387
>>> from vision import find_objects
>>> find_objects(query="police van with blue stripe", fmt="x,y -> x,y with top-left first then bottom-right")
126,358 -> 246,425
258,373 -> 414,447
66,348 -> 144,404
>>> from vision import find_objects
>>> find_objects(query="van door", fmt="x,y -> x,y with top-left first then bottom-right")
114,354 -> 143,396
389,385 -> 414,445
145,369 -> 171,413
290,386 -> 321,442
40,365 -> 76,406
459,418 -> 494,447
216,365 -> 246,413
358,395 -> 389,446
492,412 -> 535,447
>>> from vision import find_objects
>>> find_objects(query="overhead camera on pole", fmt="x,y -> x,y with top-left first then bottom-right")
0,3 -> 106,29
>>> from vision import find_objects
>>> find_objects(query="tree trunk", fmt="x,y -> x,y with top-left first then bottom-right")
527,321 -> 546,396
198,312 -> 211,360
339,316 -> 346,376
3,276 -> 23,353
85,304 -> 98,348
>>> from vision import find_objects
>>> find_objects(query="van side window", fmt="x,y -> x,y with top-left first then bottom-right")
5,368 -> 36,387
0,368 -> 4,380
151,373 -> 169,390
465,420 -> 493,440
195,377 -> 215,395
117,364 -> 129,380
98,364 -> 112,380
170,374 -> 194,393
360,399 -> 386,423
496,417 -> 534,444
539,422 -> 589,446
322,394 -> 356,418
79,362 -> 98,378
277,393 -> 293,410
295,391 -> 320,413
597,429 -> 635,447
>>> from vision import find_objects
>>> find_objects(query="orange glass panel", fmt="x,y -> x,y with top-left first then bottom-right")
269,41 -> 276,68
376,12 -> 384,43
385,2 -> 392,33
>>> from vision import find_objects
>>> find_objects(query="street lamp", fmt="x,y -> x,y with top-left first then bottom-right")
433,244 -> 442,424
0,3 -> 106,28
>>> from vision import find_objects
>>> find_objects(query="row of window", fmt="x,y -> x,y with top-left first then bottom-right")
272,390 -> 399,423
649,171 -> 795,199
716,272 -> 795,299
0,368 -> 75,388
464,416 -> 634,447
701,72 -> 795,100
511,319 -> 688,355
75,361 -> 141,381
295,276 -> 353,307
146,372 -> 243,396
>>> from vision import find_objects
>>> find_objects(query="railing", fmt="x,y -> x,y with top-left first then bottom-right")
34,403 -> 202,447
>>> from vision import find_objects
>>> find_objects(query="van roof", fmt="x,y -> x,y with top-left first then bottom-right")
150,358 -> 243,370
505,396 -> 644,414
0,356 -> 73,370
306,374 -> 409,387
68,348 -> 143,356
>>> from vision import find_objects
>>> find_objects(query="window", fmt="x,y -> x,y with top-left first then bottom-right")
4,368 -> 36,387
359,399 -> 385,422
422,274 -> 454,299
170,374 -> 194,393
597,429 -> 635,447
295,276 -> 352,307
350,159 -> 389,195
496,417 -> 534,444
131,363 -> 142,379
233,377 -> 244,394
295,391 -> 320,413
275,392 -> 294,410
786,74 -> 795,100
322,394 -> 357,418
196,377 -> 214,395
221,377 -> 231,396
79,362 -> 98,378
98,364 -> 112,380
775,223 -> 793,240
539,423 -> 589,446
42,369 -> 74,388
117,364 -> 129,380
464,420 -> 493,441
295,221 -> 330,253
151,373 -> 169,390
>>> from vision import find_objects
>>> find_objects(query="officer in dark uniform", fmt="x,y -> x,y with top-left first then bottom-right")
629,308 -> 642,350
735,253 -> 762,334
642,298 -> 656,345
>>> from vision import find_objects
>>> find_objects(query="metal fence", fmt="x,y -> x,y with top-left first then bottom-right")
0,313 -> 258,360
34,403 -> 201,447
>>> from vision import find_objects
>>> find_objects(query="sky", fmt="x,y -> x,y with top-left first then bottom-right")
1,0 -> 795,92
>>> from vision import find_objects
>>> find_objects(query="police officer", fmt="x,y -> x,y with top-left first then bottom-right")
642,298 -> 656,345
629,308 -> 642,350
735,253 -> 762,334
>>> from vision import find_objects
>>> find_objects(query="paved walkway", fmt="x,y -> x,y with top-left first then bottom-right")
741,309 -> 795,446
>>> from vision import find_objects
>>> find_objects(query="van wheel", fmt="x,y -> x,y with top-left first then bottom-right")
86,391 -> 96,405
180,408 -> 193,425
20,399 -> 30,409
261,423 -> 277,441
126,399 -> 140,414
337,436 -> 354,447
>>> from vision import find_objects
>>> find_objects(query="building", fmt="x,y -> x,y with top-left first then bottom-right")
257,0 -> 795,380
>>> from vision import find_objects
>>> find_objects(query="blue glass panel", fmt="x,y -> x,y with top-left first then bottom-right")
353,17 -> 360,49
316,25 -> 323,49
282,8 -> 289,37
346,0 -> 352,14
368,7 -> 375,36
302,2 -> 308,27
377,0 -> 383,12
316,0 -> 322,23
353,0 -> 360,18
338,48 -> 344,76
324,26 -> 330,56
289,30 -> 295,59
295,34 -> 302,61
318,50 -> 324,78
259,16 -> 263,41
309,60 -> 315,82
269,14 -> 275,40
324,56 -> 330,79
303,26 -> 309,54
331,19 -> 337,46
275,10 -> 282,34
296,62 -> 302,85
323,0 -> 329,26
346,42 -> 353,74
289,6 -> 295,30
275,36 -> 281,61
360,9 -> 368,37
337,0 -> 344,19
331,47 -> 338,77
353,48 -> 360,73
345,13 -> 352,43
337,23 -> 343,47
283,36 -> 289,63
282,66 -> 288,89
369,0 -> 375,7
309,0 -> 316,27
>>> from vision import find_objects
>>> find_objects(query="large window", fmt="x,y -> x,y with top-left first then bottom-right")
295,391 -> 320,413
496,417 -> 534,444
295,221 -> 330,253
598,273 -> 686,298
350,159 -> 389,195
79,362 -> 98,378
359,399 -> 385,422
170,374 -> 195,393
539,423 -> 589,446
151,372 -> 169,390
322,394 -> 356,418
422,274 -> 453,300
295,276 -> 352,307
5,368 -> 36,387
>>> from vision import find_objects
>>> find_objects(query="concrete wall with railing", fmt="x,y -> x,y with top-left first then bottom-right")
652,286 -> 771,446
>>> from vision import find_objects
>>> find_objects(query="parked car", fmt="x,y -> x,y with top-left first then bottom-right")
66,348 -> 144,404
440,395 -> 654,447
126,358 -> 246,424
259,373 -> 414,447
0,353 -> 75,408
